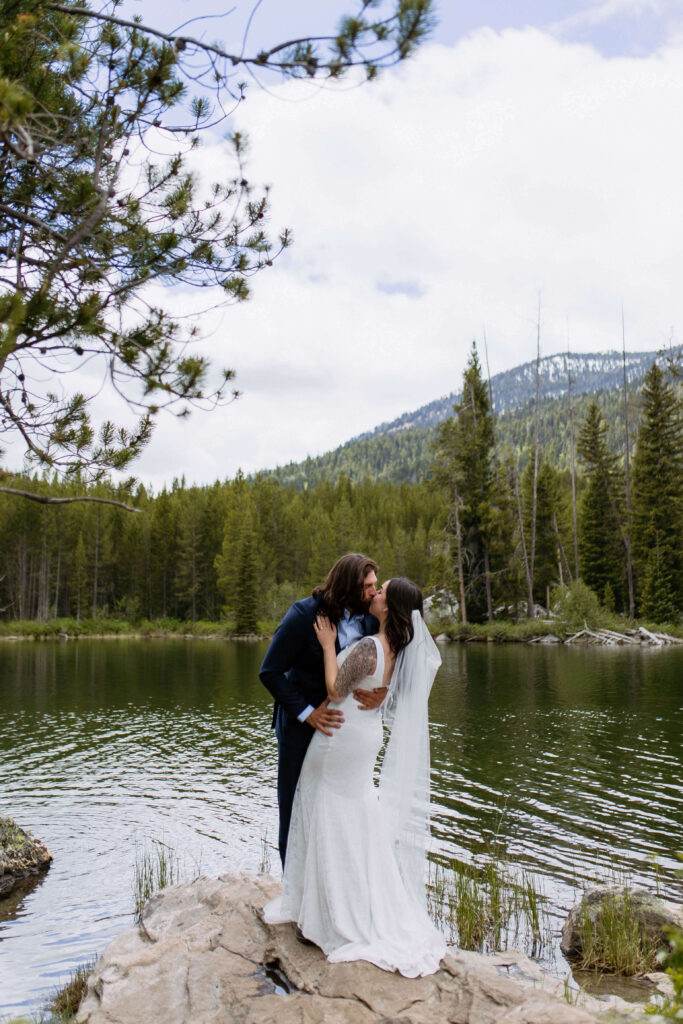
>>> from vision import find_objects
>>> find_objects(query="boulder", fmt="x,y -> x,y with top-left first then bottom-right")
561,886 -> 683,960
0,814 -> 52,896
76,873 -> 630,1024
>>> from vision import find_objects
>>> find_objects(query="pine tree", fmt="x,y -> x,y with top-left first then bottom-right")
235,528 -> 259,634
640,539 -> 675,622
577,404 -> 626,608
432,343 -> 496,622
632,363 -> 683,612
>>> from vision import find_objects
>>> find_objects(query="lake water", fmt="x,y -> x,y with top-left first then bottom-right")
0,639 -> 681,1018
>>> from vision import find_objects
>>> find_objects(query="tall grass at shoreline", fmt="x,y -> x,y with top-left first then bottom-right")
576,890 -> 658,975
133,841 -> 182,922
1,613 -> 681,641
427,848 -> 551,958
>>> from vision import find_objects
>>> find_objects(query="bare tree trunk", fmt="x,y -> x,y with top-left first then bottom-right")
483,543 -> 493,621
483,326 -> 500,486
53,532 -> 62,617
529,296 -> 542,597
37,522 -> 50,622
565,348 -> 580,580
621,308 -> 635,619
92,510 -> 100,617
512,466 -> 535,616
453,493 -> 467,625
552,511 -> 572,583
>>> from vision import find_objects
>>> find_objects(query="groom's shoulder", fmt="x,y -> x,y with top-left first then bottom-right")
288,594 -> 319,621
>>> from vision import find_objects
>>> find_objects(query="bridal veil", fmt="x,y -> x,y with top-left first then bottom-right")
378,610 -> 441,908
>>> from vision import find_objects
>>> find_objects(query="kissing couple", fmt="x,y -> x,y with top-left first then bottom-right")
260,553 -> 446,977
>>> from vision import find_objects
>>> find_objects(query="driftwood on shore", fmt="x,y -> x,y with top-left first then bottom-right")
563,625 -> 683,646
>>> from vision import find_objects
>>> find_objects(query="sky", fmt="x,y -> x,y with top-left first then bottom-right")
8,0 -> 683,488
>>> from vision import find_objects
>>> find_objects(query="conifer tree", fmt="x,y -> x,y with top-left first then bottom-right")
640,539 -> 676,622
632,363 -> 683,612
432,342 -> 495,621
577,404 -> 625,607
234,527 -> 259,634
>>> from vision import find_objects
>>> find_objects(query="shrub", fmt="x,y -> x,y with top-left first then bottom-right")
551,581 -> 602,631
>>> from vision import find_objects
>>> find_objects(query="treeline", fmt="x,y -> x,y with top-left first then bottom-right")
0,476 -> 444,631
0,357 -> 680,630
432,348 -> 682,624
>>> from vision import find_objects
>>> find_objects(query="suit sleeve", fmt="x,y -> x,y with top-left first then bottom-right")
259,603 -> 314,721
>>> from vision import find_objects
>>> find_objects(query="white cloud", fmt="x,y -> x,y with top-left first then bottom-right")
5,25 -> 683,488
549,0 -> 666,34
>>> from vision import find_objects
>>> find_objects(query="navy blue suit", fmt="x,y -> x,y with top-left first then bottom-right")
259,595 -> 378,865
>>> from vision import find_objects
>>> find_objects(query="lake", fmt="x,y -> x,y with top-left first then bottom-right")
0,638 -> 681,1018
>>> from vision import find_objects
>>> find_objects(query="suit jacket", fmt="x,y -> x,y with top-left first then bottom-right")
259,595 -> 379,726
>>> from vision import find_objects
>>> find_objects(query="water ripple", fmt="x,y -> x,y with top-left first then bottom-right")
0,640 -> 681,1017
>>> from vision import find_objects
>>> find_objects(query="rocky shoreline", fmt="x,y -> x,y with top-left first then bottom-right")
0,814 -> 52,897
75,873 -> 673,1024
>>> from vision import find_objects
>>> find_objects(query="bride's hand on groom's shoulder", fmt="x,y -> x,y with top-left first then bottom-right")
313,615 -> 337,649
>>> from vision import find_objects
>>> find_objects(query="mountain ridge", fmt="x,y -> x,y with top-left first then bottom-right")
353,349 -> 667,441
262,347 -> 677,489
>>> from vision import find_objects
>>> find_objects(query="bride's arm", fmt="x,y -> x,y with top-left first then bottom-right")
313,617 -> 378,702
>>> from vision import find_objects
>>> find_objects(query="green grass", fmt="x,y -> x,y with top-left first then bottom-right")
436,618 -> 560,643
427,849 -> 551,958
0,616 -> 266,639
48,958 -> 96,1021
133,841 -> 181,922
576,890 -> 659,975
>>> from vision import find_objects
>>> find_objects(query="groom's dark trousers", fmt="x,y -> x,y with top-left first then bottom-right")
259,595 -> 377,866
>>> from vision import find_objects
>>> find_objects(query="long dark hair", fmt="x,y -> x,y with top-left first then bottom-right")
313,553 -> 379,621
385,577 -> 424,655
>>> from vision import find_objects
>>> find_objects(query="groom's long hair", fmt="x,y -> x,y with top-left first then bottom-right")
313,553 -> 379,621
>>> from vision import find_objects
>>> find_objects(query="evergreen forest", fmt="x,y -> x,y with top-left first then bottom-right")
0,352 -> 680,634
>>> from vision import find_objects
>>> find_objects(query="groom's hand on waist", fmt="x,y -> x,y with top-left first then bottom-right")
307,698 -> 344,735
354,687 -> 388,710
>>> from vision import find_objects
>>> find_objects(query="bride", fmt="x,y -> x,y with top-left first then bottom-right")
263,577 -> 446,977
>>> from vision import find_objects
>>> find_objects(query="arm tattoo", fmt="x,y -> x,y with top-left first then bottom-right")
335,637 -> 377,698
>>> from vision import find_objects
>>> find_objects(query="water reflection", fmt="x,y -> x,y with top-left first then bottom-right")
0,639 -> 681,1017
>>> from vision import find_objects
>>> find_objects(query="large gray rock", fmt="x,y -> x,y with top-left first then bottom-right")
76,873 -> 646,1024
0,814 -> 52,896
561,886 -> 683,960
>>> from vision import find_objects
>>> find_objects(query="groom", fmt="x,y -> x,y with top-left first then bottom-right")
260,552 -> 385,866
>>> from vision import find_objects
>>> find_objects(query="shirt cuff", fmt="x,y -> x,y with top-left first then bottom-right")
297,704 -> 315,723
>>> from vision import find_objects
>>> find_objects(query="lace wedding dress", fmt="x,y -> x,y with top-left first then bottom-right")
263,634 -> 446,977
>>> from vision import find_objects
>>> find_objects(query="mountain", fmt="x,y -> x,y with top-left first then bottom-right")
263,349 -> 675,489
354,350 -> 664,440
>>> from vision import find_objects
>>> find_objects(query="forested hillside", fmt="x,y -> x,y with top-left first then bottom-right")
0,349 -> 680,630
266,384 -> 645,487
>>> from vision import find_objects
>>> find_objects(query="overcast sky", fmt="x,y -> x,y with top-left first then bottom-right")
8,1 -> 683,488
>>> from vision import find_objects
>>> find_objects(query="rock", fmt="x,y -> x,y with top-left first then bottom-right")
435,633 -> 451,643
0,814 -> 53,896
76,873 -> 620,1024
561,886 -> 683,961
536,634 -> 561,644
424,590 -> 459,624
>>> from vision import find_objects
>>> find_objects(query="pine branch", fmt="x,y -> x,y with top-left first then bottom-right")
0,487 -> 140,512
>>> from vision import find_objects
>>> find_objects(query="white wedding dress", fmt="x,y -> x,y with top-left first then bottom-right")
263,634 -> 446,977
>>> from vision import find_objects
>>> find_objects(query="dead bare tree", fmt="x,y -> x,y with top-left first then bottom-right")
565,347 -> 580,580
621,308 -> 635,619
528,295 -> 542,614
